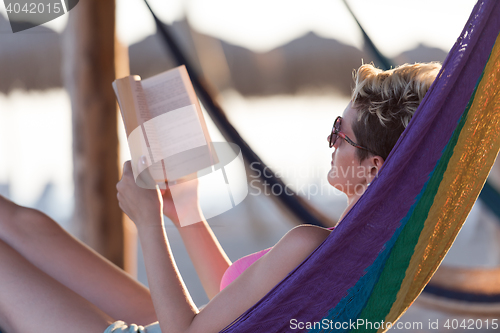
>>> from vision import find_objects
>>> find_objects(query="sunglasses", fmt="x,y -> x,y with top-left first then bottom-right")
329,116 -> 375,154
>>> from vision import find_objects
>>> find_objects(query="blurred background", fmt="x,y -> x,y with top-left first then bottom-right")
2,0 -> 499,331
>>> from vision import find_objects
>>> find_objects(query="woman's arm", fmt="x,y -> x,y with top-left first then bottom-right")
161,181 -> 231,300
117,163 -> 198,331
174,219 -> 231,300
117,161 -> 330,332
137,224 -> 198,332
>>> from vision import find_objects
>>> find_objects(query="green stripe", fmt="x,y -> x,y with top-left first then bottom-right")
351,69 -> 485,332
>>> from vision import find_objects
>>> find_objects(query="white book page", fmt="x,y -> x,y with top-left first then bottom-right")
141,68 -> 208,162
137,66 -> 216,182
143,104 -> 207,162
132,79 -> 151,123
113,75 -> 150,136
141,69 -> 192,118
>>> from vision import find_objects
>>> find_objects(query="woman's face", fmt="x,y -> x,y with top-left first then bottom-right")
327,103 -> 371,197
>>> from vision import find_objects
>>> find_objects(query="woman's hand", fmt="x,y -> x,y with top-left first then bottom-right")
159,185 -> 181,227
116,161 -> 163,228
160,177 -> 201,227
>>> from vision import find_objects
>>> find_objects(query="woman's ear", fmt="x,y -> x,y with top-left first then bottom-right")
366,155 -> 384,184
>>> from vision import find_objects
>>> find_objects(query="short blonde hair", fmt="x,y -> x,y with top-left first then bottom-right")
351,62 -> 441,161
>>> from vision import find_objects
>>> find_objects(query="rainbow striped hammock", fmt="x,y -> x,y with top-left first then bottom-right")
219,1 -> 500,332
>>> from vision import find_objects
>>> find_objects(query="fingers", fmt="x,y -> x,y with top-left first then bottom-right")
117,161 -> 134,193
123,160 -> 133,176
116,161 -> 161,223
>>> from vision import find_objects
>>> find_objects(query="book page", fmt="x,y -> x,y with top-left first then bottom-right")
114,75 -> 163,185
114,66 -> 219,185
143,105 -> 207,161
178,66 -> 216,162
141,68 -> 192,117
113,75 -> 152,137
140,66 -> 218,181
133,79 -> 151,123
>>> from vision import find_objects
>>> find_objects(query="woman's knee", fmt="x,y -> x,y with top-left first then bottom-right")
0,197 -> 56,243
0,196 -> 22,237
0,195 -> 21,218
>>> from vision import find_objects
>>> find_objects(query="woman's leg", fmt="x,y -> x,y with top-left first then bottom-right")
0,196 -> 157,325
0,238 -> 114,333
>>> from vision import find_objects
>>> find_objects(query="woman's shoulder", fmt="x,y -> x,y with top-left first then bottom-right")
262,224 -> 332,272
280,224 -> 332,251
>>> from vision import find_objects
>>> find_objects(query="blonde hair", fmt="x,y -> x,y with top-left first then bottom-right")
350,62 -> 441,161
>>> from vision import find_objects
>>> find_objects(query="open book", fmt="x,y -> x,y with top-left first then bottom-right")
113,65 -> 218,189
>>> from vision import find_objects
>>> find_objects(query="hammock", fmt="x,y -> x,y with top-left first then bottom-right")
421,187 -> 500,313
216,0 -> 500,331
344,0 -> 500,311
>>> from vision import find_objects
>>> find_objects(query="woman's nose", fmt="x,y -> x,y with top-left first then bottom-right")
327,134 -> 331,143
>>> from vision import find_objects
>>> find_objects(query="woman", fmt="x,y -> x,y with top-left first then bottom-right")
0,62 -> 440,333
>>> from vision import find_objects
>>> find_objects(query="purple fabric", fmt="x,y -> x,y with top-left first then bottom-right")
220,1 -> 500,332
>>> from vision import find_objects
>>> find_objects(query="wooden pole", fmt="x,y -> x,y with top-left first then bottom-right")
62,0 -> 125,268
115,38 -> 138,277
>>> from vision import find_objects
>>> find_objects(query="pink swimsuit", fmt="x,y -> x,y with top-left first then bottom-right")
220,226 -> 335,291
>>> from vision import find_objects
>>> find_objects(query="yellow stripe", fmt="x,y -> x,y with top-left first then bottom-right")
380,34 -> 500,332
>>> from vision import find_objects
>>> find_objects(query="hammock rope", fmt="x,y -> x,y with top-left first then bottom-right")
341,0 -> 392,70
